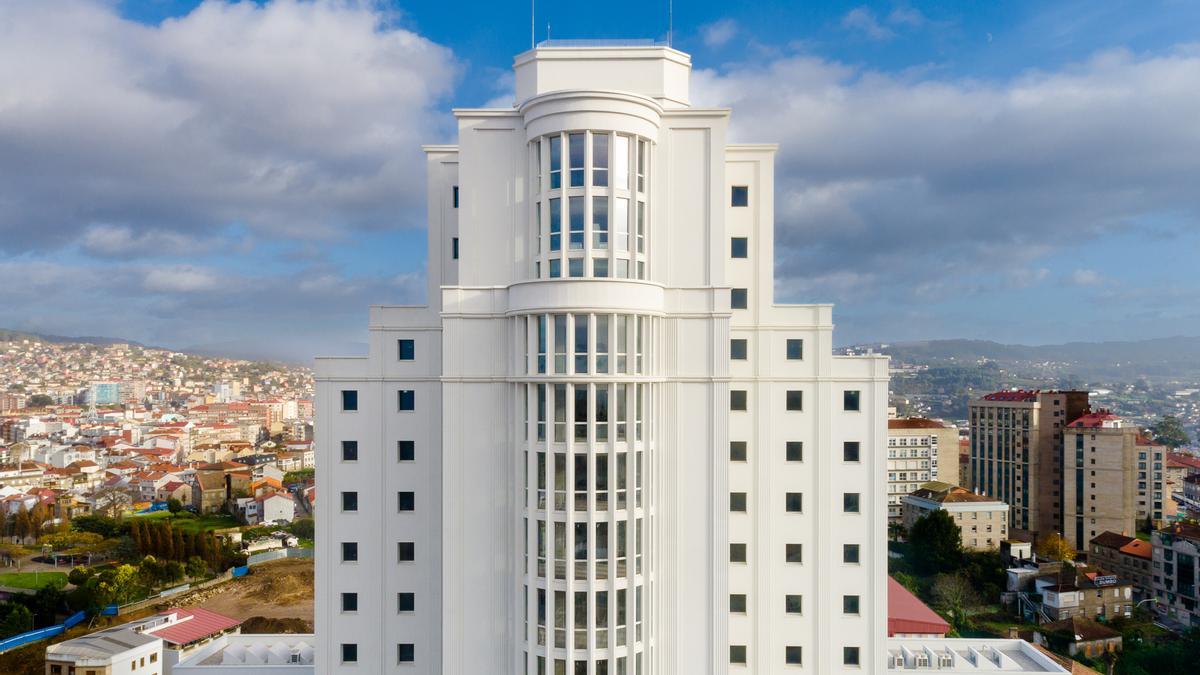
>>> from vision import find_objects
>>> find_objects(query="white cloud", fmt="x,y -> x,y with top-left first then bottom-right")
701,19 -> 738,48
692,46 -> 1200,307
0,0 -> 458,253
841,7 -> 895,41
143,265 -> 221,293
1070,269 -> 1103,286
888,7 -> 927,27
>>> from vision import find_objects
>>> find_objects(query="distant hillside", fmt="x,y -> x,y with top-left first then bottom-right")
0,328 -> 147,348
849,336 -> 1200,380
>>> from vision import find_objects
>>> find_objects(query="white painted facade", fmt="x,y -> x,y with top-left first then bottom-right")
315,42 -> 890,674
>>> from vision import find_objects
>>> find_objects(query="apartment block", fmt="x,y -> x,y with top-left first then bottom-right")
887,418 -> 959,523
968,390 -> 1089,540
1088,531 -> 1153,597
314,41 -> 889,675
1063,411 -> 1166,550
1152,522 -> 1200,628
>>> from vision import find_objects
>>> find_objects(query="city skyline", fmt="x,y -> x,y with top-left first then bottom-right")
2,0 -> 1199,360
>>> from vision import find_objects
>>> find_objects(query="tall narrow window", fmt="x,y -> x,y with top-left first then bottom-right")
537,315 -> 547,374
636,200 -> 645,254
614,135 -> 630,189
616,316 -> 629,373
568,133 -> 585,187
553,314 -> 567,374
595,386 -> 609,442
537,384 -> 547,441
635,315 -> 645,373
592,133 -> 609,187
595,315 -> 610,373
568,197 -> 584,250
574,315 -> 589,374
616,384 -> 628,441
550,135 -> 562,189
451,237 -> 459,260
554,384 -> 567,442
593,196 -> 609,249
549,197 -> 562,251
452,185 -> 459,208
636,140 -> 646,192
614,197 -> 629,252
574,386 -> 588,441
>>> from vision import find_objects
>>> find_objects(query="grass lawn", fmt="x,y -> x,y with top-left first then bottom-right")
127,511 -> 240,533
0,571 -> 68,590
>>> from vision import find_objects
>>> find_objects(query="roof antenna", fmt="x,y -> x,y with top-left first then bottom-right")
668,0 -> 673,47
531,0 -> 535,49
546,21 -> 551,42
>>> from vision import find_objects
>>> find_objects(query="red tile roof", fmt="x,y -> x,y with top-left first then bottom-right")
150,607 -> 242,646
1168,453 -> 1200,471
1118,539 -> 1152,560
982,390 -> 1041,402
888,418 -> 951,430
888,577 -> 949,637
1067,411 -> 1122,428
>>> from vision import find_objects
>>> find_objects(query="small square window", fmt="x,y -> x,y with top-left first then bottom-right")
398,440 -> 415,461
341,542 -> 358,562
785,492 -> 803,513
844,493 -> 861,513
844,646 -> 860,666
843,544 -> 860,564
730,543 -> 747,563
730,645 -> 747,664
341,491 -> 358,512
731,288 -> 748,309
398,643 -> 415,663
398,491 -> 415,512
730,390 -> 748,411
843,441 -> 860,462
785,544 -> 803,563
786,339 -> 803,360
398,541 -> 415,562
398,389 -> 416,411
786,441 -> 803,462
844,390 -> 861,411
730,492 -> 747,512
731,186 -> 749,207
398,339 -> 415,360
843,595 -> 860,614
452,237 -> 459,260
341,592 -> 358,612
341,643 -> 358,663
341,390 -> 358,412
730,441 -> 747,462
729,593 -> 747,613
730,339 -> 748,360
341,440 -> 358,462
785,646 -> 802,665
731,237 -> 748,258
452,185 -> 459,208
398,592 -> 415,612
786,390 -> 803,411
785,594 -> 802,614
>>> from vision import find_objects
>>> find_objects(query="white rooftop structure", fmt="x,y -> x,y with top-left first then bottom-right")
886,639 -> 1070,673
172,633 -> 315,674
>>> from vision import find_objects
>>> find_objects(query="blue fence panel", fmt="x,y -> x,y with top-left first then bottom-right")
231,565 -> 249,578
0,624 -> 66,654
101,604 -> 118,616
62,610 -> 86,628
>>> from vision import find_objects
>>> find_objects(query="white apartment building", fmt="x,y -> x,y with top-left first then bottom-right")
315,41 -> 890,674
887,418 -> 959,523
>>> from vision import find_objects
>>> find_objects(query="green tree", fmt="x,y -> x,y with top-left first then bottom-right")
67,566 -> 92,587
0,604 -> 33,639
27,394 -> 54,408
932,573 -> 979,634
289,518 -> 314,539
185,556 -> 209,579
96,564 -> 139,606
1151,415 -> 1190,449
167,498 -> 183,515
907,510 -> 963,575
71,515 -> 123,539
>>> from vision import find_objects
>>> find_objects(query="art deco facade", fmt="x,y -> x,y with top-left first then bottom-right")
314,42 -> 889,674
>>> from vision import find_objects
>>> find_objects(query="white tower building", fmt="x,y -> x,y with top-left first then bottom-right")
315,41 -> 890,675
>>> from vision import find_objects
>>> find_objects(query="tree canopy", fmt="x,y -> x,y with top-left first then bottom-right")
907,510 -> 963,575
1151,415 -> 1191,449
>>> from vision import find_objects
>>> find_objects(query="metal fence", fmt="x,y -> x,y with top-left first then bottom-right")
247,546 -> 313,566
0,610 -> 84,654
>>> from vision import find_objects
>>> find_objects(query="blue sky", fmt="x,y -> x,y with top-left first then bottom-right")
1,0 -> 1198,361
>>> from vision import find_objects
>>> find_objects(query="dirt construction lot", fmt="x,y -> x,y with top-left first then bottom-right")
164,557 -> 313,623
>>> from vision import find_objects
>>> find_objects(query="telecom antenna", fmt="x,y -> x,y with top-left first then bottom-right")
668,0 -> 673,47
531,0 -> 535,48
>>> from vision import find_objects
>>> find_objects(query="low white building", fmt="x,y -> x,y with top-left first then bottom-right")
45,627 -> 163,675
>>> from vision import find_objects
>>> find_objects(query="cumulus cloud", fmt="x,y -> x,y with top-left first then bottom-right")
1070,269 -> 1103,286
0,0 -> 458,254
692,46 -> 1200,308
701,19 -> 738,48
143,265 -> 221,293
888,6 -> 927,27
